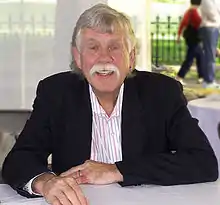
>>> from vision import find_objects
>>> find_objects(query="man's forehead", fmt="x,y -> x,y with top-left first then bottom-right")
81,28 -> 125,41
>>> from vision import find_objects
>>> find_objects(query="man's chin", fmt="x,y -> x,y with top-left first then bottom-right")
93,86 -> 118,93
91,82 -> 120,94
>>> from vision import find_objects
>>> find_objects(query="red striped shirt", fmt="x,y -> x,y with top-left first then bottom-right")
89,84 -> 123,164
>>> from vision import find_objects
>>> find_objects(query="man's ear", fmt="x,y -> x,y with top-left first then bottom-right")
129,48 -> 136,68
71,46 -> 81,69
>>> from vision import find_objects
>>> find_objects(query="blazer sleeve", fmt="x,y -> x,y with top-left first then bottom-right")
2,80 -> 54,197
116,80 -> 218,186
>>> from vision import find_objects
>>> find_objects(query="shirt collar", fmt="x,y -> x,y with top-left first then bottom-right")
89,84 -> 124,118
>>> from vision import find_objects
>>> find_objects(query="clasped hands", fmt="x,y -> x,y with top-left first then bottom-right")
32,160 -> 123,205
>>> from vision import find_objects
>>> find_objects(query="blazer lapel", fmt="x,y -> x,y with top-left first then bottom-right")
121,77 -> 146,161
65,78 -> 92,163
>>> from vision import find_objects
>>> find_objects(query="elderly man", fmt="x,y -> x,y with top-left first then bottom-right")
2,3 -> 218,205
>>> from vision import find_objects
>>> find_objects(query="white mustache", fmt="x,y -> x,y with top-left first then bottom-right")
89,63 -> 120,77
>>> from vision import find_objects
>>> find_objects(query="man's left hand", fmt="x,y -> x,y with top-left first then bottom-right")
60,160 -> 123,185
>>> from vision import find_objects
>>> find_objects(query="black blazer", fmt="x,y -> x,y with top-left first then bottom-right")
2,70 -> 218,197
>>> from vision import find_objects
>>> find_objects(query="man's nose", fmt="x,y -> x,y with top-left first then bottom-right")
99,48 -> 114,63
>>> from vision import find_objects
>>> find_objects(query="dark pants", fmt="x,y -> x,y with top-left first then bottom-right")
178,41 -> 204,79
200,27 -> 219,83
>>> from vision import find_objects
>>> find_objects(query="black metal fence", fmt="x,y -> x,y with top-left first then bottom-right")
1,15 -> 220,68
151,15 -> 184,66
151,15 -> 220,66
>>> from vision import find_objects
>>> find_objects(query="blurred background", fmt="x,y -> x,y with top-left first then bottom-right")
0,0 -> 192,110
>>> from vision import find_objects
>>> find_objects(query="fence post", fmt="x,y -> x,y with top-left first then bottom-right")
151,32 -> 154,64
167,16 -> 171,64
173,32 -> 177,62
178,16 -> 182,62
155,15 -> 160,67
161,32 -> 165,63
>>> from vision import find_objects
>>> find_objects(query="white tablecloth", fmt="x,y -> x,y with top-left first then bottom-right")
188,97 -> 220,171
1,181 -> 220,205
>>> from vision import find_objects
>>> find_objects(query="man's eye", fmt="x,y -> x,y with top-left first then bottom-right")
110,45 -> 119,50
89,46 -> 98,50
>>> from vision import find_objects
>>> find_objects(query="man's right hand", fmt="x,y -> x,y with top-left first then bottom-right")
32,173 -> 88,205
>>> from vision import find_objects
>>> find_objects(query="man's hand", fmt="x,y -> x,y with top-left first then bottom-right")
60,160 -> 123,185
32,173 -> 88,205
176,37 -> 181,44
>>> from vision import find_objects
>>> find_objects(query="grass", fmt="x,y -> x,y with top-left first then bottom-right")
185,69 -> 220,80
159,68 -> 220,101
160,66 -> 220,80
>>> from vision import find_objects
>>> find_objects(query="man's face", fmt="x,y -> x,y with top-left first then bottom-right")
73,28 -> 135,93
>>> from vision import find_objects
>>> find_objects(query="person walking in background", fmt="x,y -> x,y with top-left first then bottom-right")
200,0 -> 220,89
176,0 -> 203,86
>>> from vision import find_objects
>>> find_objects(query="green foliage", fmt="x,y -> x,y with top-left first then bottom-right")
152,39 -> 187,65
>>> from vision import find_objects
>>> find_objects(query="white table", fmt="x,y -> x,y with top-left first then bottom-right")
188,97 -> 220,171
1,181 -> 220,205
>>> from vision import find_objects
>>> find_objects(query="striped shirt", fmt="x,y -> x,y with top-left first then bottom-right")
25,84 -> 124,195
89,84 -> 124,164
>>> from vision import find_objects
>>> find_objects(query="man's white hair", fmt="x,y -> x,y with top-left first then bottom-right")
70,3 -> 137,73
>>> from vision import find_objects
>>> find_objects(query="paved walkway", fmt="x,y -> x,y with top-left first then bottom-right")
153,64 -> 220,89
